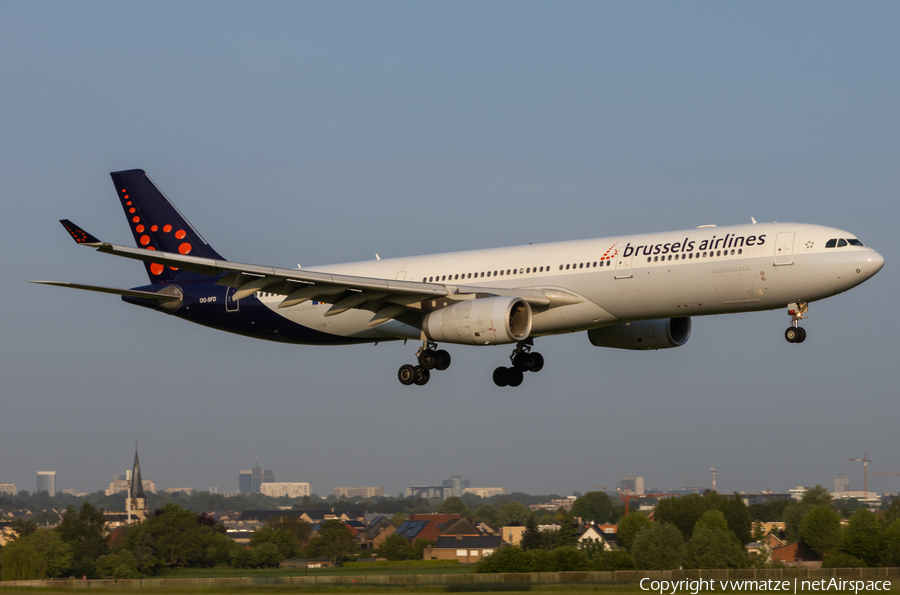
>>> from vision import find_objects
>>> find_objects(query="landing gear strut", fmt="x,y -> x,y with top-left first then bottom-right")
397,341 -> 451,386
493,340 -> 544,387
784,302 -> 808,344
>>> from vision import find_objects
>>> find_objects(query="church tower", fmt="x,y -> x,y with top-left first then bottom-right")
130,441 -> 147,514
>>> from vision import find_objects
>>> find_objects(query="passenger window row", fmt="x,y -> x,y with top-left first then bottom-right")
560,261 -> 612,271
645,249 -> 743,263
423,266 -> 551,283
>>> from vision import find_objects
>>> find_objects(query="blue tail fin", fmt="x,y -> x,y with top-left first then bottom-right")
110,169 -> 225,283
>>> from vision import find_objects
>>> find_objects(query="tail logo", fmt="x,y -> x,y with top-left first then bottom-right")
119,186 -> 191,277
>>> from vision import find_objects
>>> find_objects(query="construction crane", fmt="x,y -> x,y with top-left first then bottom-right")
619,492 -> 676,515
850,453 -> 874,499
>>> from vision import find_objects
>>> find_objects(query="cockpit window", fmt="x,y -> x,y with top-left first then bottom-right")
837,239 -> 847,247
825,239 -> 837,248
847,238 -> 864,246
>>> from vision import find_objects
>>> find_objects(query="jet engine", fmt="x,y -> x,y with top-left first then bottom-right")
423,296 -> 532,345
587,317 -> 691,350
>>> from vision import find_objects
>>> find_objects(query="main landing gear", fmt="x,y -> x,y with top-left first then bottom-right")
493,340 -> 544,388
784,302 -> 808,344
398,341 -> 451,386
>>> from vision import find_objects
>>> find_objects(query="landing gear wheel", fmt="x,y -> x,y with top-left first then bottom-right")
507,368 -> 524,387
493,366 -> 510,387
414,366 -> 430,386
398,364 -> 416,386
785,327 -> 799,343
795,327 -> 807,343
513,352 -> 532,372
418,349 -> 438,370
435,349 -> 451,371
528,352 -> 544,373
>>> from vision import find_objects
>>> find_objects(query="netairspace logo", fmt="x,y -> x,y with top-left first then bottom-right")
639,578 -> 892,594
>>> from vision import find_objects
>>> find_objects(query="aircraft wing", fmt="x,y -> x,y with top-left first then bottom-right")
60,221 -> 578,327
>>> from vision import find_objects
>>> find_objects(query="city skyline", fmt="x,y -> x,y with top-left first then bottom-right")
2,3 -> 898,499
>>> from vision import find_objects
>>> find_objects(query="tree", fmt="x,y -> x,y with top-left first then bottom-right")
571,491 -> 617,524
801,486 -> 832,508
409,538 -> 432,560
880,519 -> 900,567
437,496 -> 471,516
249,542 -> 283,568
718,494 -> 752,545
799,505 -> 842,557
307,519 -> 357,564
29,529 -> 73,578
838,508 -> 883,566
32,511 -> 61,527
264,514 -> 311,548
882,497 -> 900,527
616,513 -> 651,551
783,502 -> 813,543
56,502 -> 109,577
822,552 -> 867,568
12,518 -> 38,537
694,509 -> 729,533
389,512 -> 407,527
631,523 -> 684,570
554,511 -> 579,549
521,513 -> 543,551
654,494 -> 708,541
142,504 -> 204,567
497,501 -> 531,527
250,527 -> 300,559
0,538 -> 41,580
474,546 -> 529,573
94,550 -> 140,579
377,533 -> 412,561
683,527 -> 747,569
551,546 -> 590,571
592,549 -> 636,571
474,504 -> 499,527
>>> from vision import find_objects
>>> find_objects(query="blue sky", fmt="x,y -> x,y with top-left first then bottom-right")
1,2 -> 898,498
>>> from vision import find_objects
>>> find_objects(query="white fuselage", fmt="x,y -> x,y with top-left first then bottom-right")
249,222 -> 883,342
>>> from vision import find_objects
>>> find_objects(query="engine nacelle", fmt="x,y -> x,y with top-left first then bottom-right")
424,296 -> 532,345
587,317 -> 691,350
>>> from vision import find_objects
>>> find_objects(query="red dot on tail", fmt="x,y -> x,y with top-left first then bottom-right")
178,242 -> 192,255
132,216 -> 140,223
140,235 -> 150,245
175,230 -> 186,239
163,225 -> 172,233
151,225 -> 158,232
136,225 -> 145,233
150,263 -> 164,275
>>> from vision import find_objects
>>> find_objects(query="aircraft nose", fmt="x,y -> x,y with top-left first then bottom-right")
863,249 -> 884,277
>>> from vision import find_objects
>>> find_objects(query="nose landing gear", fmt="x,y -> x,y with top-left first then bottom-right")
397,341 -> 451,386
493,340 -> 543,387
785,302 -> 808,343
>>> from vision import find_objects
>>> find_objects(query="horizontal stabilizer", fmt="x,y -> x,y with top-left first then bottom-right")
60,220 -> 102,245
29,281 -> 181,302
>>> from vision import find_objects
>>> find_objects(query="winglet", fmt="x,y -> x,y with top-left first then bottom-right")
59,220 -> 102,245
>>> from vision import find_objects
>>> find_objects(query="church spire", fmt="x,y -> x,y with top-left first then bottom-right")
131,440 -> 145,499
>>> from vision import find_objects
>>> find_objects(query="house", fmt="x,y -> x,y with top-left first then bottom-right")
438,517 -> 482,536
360,516 -> 396,550
425,534 -> 504,563
500,525 -> 526,545
771,542 -> 821,568
394,520 -> 442,544
410,513 -> 463,525
574,523 -> 618,549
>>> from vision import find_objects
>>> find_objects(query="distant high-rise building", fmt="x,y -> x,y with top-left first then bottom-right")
240,461 -> 274,494
61,488 -> 77,496
334,487 -> 384,498
618,477 -> 644,496
252,462 -> 274,493
260,482 -> 311,498
834,474 -> 850,493
442,475 -> 470,497
239,470 -> 252,494
463,487 -> 507,498
407,485 -> 453,499
210,486 -> 220,494
0,483 -> 17,496
37,471 -> 56,495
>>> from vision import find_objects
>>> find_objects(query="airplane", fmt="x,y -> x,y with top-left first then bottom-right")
34,169 -> 885,387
